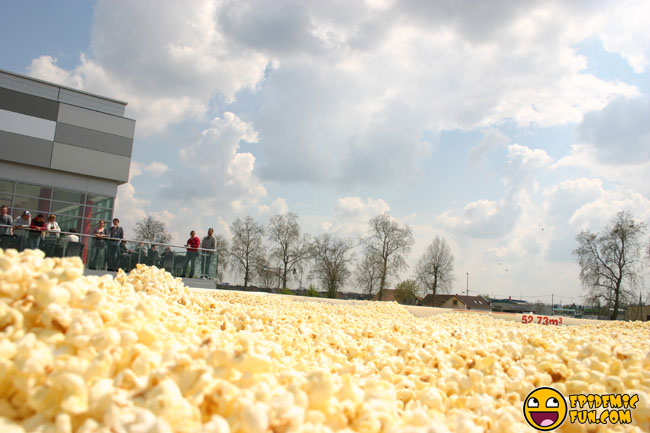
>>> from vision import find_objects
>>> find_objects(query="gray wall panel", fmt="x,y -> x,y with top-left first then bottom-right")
0,87 -> 59,121
0,131 -> 53,168
58,88 -> 125,117
51,142 -> 130,183
57,103 -> 135,138
0,71 -> 60,101
54,123 -> 133,157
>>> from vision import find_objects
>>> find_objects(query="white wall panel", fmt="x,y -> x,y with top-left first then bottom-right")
0,109 -> 56,141
51,142 -> 130,183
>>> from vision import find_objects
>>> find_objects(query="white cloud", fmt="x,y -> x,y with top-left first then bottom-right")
555,97 -> 650,196
320,196 -> 390,236
469,129 -> 510,168
439,143 -> 552,238
26,0 -> 644,187
575,97 -> 650,165
28,0 -> 271,135
160,112 -> 267,211
258,198 -> 289,217
130,161 -> 169,180
113,183 -> 149,239
569,189 -> 650,232
335,196 -> 390,216
595,0 -> 650,73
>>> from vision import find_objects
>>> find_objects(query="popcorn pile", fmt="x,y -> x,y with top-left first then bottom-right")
1,249 -> 649,433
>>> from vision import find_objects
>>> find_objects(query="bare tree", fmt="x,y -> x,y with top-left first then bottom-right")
254,254 -> 278,289
230,216 -> 265,289
214,234 -> 230,282
362,213 -> 414,301
310,234 -> 354,298
416,235 -> 455,306
134,216 -> 172,244
355,252 -> 383,298
268,212 -> 310,288
573,211 -> 646,320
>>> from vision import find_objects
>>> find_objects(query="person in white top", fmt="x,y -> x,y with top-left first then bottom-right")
46,214 -> 61,238
66,228 -> 80,243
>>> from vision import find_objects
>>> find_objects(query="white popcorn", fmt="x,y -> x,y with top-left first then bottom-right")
0,250 -> 648,433
240,401 -> 269,433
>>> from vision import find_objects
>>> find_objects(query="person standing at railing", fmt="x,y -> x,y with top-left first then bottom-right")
28,214 -> 47,250
63,228 -> 80,256
46,215 -> 61,238
0,205 -> 13,235
66,228 -> 79,242
13,210 -> 31,251
43,214 -> 62,257
200,228 -> 217,279
183,230 -> 200,278
89,220 -> 108,270
107,218 -> 124,271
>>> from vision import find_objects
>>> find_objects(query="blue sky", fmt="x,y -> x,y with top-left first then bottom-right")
2,0 -> 650,301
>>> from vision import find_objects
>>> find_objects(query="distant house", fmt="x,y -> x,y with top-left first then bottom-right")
455,295 -> 492,311
416,294 -> 492,311
625,305 -> 650,321
372,289 -> 398,302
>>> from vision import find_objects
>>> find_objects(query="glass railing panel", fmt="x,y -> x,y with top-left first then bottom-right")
0,224 -> 220,281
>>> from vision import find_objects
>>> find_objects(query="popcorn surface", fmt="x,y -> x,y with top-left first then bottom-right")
1,249 -> 649,432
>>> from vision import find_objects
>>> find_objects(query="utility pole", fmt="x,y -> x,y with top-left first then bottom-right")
466,272 -> 469,296
551,294 -> 554,316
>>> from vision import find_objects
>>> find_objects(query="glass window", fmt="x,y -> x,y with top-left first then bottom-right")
86,207 -> 113,221
53,188 -> 85,204
15,182 -> 52,199
0,193 -> 12,208
55,215 -> 83,233
12,196 -> 50,213
50,201 -> 83,217
0,179 -> 14,194
86,194 -> 114,209
12,208 -> 38,219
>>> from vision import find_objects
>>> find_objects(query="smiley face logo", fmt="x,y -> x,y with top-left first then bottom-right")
523,387 -> 567,431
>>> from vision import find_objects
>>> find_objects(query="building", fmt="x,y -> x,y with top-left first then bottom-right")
625,305 -> 650,321
372,289 -> 398,302
418,294 -> 492,311
0,69 -> 135,236
489,297 -> 540,314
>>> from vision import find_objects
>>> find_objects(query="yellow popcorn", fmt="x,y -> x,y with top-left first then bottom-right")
0,251 -> 648,433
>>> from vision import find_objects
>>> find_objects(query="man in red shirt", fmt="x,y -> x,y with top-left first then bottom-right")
184,230 -> 201,278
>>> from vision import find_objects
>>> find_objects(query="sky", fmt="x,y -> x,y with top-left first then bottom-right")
2,0 -> 650,302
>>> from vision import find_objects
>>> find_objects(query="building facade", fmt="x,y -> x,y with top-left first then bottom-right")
0,69 -> 135,235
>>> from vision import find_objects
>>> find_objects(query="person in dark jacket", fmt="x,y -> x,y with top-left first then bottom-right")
28,214 -> 47,250
107,218 -> 124,271
200,228 -> 217,278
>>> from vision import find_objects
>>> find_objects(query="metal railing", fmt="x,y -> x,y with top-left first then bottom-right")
0,224 -> 219,280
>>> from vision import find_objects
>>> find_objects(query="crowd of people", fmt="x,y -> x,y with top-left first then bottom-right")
0,205 -> 218,279
0,206 -> 79,255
